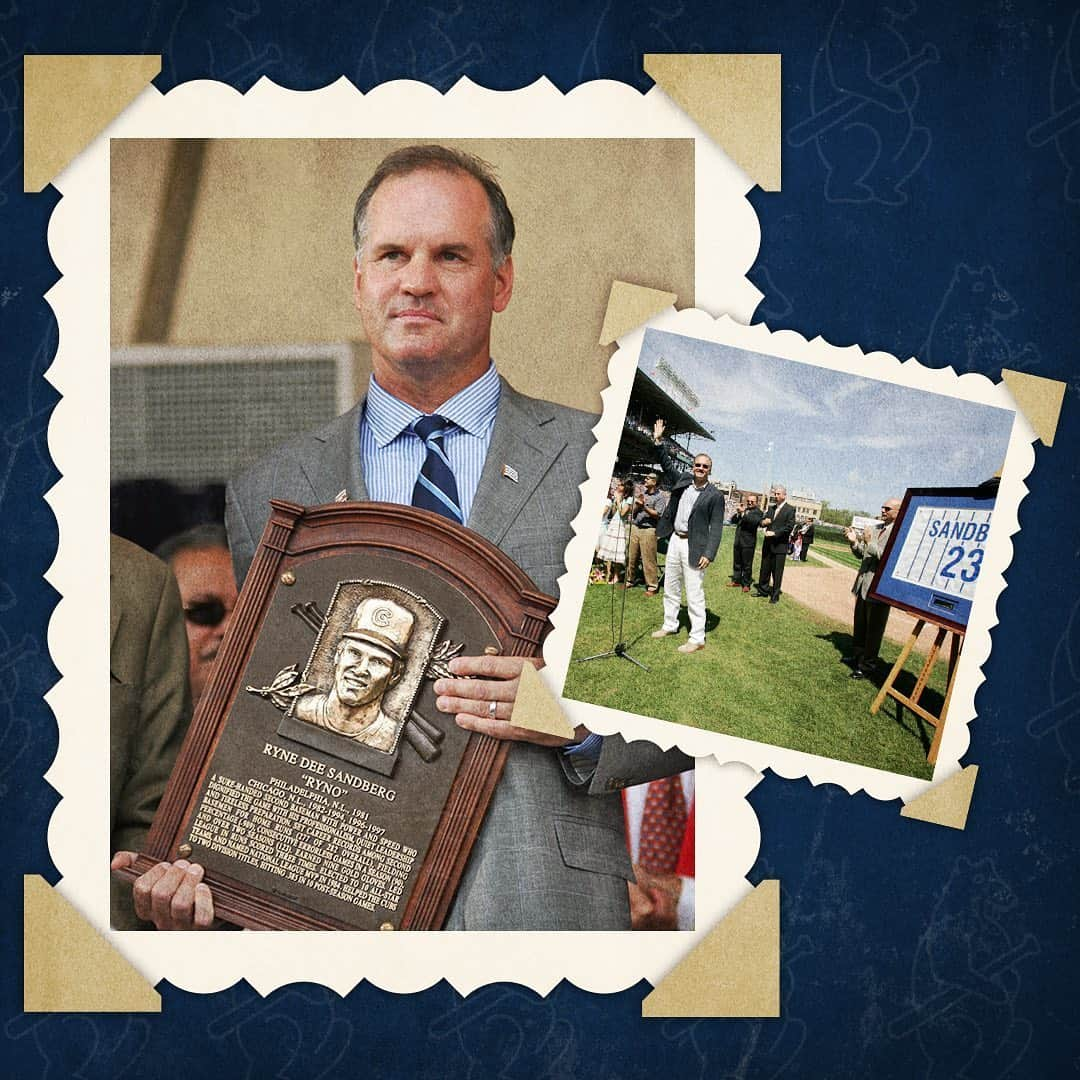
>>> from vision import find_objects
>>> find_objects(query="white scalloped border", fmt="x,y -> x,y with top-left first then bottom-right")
43,76 -> 766,994
546,308 -> 1035,804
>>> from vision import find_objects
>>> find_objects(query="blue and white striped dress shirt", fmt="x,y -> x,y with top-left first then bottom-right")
359,362 -> 501,525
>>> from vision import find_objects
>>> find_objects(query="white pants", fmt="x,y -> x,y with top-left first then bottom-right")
661,534 -> 706,644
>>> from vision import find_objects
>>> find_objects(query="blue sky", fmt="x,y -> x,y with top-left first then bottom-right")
639,330 -> 1016,514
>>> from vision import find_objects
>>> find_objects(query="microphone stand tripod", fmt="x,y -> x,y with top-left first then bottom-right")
576,504 -> 649,671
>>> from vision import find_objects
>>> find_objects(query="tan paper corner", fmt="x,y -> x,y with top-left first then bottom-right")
900,764 -> 978,830
23,876 -> 160,1012
510,661 -> 576,739
642,879 -> 779,1018
24,55 -> 161,192
599,281 -> 679,345
644,54 -> 781,191
1001,369 -> 1066,447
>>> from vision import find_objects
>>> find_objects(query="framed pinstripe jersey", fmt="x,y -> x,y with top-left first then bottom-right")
869,486 -> 997,633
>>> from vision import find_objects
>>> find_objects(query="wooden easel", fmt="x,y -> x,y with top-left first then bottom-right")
870,615 -> 964,765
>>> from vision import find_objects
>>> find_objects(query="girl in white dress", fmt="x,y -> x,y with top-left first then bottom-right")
596,479 -> 633,584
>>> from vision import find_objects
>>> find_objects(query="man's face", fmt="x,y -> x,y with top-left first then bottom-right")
353,168 -> 514,387
644,475 -> 657,493
333,638 -> 399,710
172,546 -> 238,705
746,495 -> 758,508
692,457 -> 711,484
772,488 -> 785,502
882,499 -> 901,523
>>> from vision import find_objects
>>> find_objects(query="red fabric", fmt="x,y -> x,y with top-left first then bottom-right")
675,799 -> 694,877
638,775 -> 688,874
622,783 -> 695,879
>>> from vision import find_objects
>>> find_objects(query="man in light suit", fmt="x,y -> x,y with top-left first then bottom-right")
844,498 -> 901,679
127,144 -> 690,931
754,485 -> 797,604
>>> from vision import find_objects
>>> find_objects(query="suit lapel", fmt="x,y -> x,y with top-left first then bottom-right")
294,401 -> 368,503
686,484 -> 713,523
667,478 -> 689,525
466,379 -> 569,547
290,381 -> 570,534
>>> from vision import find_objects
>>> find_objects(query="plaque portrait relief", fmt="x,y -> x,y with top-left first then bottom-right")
294,594 -> 416,751
248,578 -> 455,775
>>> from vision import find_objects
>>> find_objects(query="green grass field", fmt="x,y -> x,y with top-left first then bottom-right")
811,538 -> 863,570
564,537 -> 941,779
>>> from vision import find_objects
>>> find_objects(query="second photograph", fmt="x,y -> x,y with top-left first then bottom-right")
563,325 -> 1018,782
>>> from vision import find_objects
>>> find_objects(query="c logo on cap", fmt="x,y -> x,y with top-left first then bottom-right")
371,606 -> 395,627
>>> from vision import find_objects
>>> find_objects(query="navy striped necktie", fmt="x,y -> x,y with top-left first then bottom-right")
410,414 -> 463,524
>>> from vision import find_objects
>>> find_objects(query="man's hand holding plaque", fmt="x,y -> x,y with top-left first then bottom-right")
110,851 -> 216,930
114,645 -> 579,931
435,655 -> 586,746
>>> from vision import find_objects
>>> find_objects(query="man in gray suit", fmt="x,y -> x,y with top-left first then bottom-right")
844,497 -> 901,679
128,144 -> 690,931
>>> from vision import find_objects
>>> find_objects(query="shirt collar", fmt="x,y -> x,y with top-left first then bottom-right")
363,362 -> 501,448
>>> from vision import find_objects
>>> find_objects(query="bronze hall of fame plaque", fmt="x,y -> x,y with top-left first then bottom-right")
116,501 -> 555,929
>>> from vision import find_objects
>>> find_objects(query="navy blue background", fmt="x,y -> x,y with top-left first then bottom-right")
2,2 -> 1078,1076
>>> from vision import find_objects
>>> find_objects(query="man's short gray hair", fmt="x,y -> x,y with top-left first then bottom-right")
352,144 -> 515,270
154,523 -> 229,564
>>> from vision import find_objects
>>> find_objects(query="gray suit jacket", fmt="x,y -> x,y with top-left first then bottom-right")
226,377 -> 693,929
851,520 -> 895,600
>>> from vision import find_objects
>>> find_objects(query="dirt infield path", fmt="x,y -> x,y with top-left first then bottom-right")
779,559 -> 928,655
805,549 -> 849,570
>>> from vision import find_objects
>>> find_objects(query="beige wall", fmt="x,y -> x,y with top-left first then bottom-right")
111,139 -> 695,413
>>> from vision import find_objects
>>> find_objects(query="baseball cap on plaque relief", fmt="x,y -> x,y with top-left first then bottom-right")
115,500 -> 554,930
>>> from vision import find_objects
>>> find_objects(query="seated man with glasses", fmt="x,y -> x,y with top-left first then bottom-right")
155,524 -> 238,707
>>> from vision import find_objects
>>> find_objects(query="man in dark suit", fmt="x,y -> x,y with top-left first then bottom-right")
650,418 -> 725,653
728,493 -> 764,590
125,144 -> 690,931
798,519 -> 815,561
754,485 -> 797,604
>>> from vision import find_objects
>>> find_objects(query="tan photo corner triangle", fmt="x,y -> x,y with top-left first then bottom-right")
24,876 -> 160,1013
24,55 -> 161,192
644,53 -> 781,192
